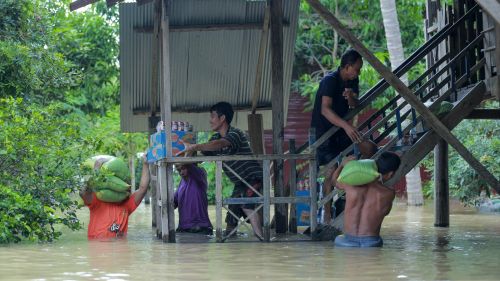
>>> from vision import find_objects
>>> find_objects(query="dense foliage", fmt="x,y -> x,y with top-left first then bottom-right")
0,0 -> 146,243
421,101 -> 500,205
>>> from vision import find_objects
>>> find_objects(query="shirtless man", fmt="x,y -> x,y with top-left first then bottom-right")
332,152 -> 401,247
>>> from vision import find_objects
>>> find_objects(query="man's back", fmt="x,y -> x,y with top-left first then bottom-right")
342,181 -> 395,237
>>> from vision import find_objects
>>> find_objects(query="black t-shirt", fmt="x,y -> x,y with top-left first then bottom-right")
310,69 -> 359,139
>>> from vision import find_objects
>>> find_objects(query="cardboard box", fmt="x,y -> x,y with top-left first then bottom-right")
295,190 -> 322,226
146,131 -> 196,163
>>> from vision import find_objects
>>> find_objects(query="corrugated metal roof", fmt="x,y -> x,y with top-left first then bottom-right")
120,0 -> 300,132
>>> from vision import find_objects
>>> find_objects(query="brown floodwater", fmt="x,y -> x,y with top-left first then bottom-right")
1,200 -> 500,280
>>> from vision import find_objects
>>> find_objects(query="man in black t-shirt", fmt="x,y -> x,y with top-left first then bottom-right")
310,49 -> 364,223
179,102 -> 263,240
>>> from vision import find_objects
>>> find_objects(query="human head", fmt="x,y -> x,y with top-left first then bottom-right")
375,152 -> 401,181
340,49 -> 363,81
209,102 -> 234,131
176,164 -> 190,178
358,140 -> 378,159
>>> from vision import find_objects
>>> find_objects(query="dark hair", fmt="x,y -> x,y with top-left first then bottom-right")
210,102 -> 234,124
340,49 -> 362,68
376,152 -> 401,175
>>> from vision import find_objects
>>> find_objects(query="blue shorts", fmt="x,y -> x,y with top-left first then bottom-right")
334,234 -> 383,248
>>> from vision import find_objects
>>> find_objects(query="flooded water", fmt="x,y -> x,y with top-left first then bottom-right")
1,200 -> 500,281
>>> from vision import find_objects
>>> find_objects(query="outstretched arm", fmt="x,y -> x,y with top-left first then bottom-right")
133,157 -> 150,206
176,139 -> 231,156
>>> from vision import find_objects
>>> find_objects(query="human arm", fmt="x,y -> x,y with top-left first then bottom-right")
132,156 -> 150,206
176,138 -> 231,156
321,96 -> 362,143
189,165 -> 208,189
79,182 -> 93,206
331,156 -> 356,188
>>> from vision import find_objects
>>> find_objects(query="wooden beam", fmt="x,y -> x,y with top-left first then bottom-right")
434,139 -> 449,227
69,0 -> 100,11
466,109 -> 500,119
496,21 -> 500,100
106,0 -> 122,7
288,139 -> 297,233
263,160 -> 271,242
251,4 -> 271,113
133,21 -> 290,33
305,0 -> 499,189
150,0 -> 161,122
137,0 -> 153,6
475,0 -> 500,25
159,0 -> 175,243
270,0 -> 287,233
215,161 -> 223,242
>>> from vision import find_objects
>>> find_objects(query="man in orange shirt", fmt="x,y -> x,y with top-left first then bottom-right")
80,157 -> 150,239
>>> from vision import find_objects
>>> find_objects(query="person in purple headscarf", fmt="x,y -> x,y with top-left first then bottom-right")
174,163 -> 213,235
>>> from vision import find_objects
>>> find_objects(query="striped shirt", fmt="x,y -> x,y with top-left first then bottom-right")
202,127 -> 262,187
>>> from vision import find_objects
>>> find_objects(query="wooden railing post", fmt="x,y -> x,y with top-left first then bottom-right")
215,161 -> 223,242
263,159 -> 271,242
288,139 -> 297,233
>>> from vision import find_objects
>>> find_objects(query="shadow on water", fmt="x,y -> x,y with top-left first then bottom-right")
1,200 -> 500,280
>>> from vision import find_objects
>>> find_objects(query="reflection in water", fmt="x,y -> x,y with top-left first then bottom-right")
1,200 -> 500,280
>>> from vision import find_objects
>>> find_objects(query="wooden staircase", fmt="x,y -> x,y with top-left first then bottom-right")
295,2 -> 498,234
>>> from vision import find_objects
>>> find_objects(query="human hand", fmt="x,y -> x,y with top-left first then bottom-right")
176,142 -> 196,157
343,124 -> 363,143
343,88 -> 357,109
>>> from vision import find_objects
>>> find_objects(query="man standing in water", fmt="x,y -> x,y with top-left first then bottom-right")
333,152 -> 401,247
310,49 -> 364,223
80,156 -> 150,239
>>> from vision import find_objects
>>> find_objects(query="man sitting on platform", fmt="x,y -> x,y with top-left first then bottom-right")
178,102 -> 263,240
332,152 -> 401,247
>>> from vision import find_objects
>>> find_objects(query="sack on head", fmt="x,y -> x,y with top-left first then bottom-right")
96,189 -> 130,203
337,159 -> 380,186
83,155 -> 130,183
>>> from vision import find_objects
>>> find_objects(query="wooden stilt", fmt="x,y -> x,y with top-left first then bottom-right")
288,139 -> 297,233
159,0 -> 175,243
263,160 -> 271,242
215,161 -> 223,242
270,0 -> 287,233
434,139 -> 449,227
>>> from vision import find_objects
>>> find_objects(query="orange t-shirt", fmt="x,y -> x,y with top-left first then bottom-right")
85,193 -> 139,239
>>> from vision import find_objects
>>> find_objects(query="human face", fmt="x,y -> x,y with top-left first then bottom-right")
176,165 -> 189,178
344,58 -> 363,80
209,111 -> 225,132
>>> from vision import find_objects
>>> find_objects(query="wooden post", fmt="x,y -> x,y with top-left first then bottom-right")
263,160 -> 271,242
159,0 -> 175,243
247,4 -> 270,156
215,161 -> 223,242
496,21 -> 500,99
270,0 -> 287,233
288,139 -> 297,233
151,0 -> 161,117
247,114 -> 265,155
309,155 -> 318,238
434,139 -> 449,227
305,0 -> 500,190
158,162 -> 169,240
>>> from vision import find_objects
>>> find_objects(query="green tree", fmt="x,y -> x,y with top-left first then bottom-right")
0,98 -> 91,243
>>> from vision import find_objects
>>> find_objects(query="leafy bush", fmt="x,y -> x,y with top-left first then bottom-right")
0,98 -> 91,243
422,101 -> 500,205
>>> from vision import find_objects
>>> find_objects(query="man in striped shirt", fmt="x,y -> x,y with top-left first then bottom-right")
178,102 -> 263,240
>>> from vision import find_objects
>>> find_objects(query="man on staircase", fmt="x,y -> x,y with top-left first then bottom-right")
310,48 -> 364,223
